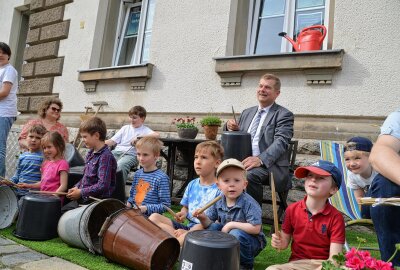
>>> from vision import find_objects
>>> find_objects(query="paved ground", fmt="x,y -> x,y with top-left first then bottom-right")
0,237 -> 87,270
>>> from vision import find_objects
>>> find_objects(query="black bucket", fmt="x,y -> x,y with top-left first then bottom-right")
68,166 -> 126,202
179,230 -> 240,270
221,131 -> 252,161
64,143 -> 85,167
14,194 -> 61,240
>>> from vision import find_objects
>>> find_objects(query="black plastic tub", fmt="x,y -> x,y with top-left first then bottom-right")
179,230 -> 240,270
221,131 -> 252,161
14,193 -> 61,240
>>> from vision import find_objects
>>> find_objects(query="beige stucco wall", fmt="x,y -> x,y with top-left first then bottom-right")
1,0 -> 399,118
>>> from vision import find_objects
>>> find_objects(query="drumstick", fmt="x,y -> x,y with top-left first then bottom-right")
270,173 -> 281,252
196,195 -> 222,214
29,190 -> 68,195
89,196 -> 102,202
0,176 -> 16,186
164,205 -> 178,218
119,146 -> 133,159
231,106 -> 238,125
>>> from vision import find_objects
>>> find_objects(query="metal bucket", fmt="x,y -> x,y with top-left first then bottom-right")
0,186 -> 18,229
221,131 -> 252,161
57,199 -> 125,253
101,208 -> 180,270
64,143 -> 85,167
179,230 -> 240,270
14,194 -> 61,240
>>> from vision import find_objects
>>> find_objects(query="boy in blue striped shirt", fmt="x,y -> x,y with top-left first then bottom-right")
3,125 -> 46,198
126,137 -> 170,215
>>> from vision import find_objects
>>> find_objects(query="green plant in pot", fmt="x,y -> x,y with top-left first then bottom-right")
173,116 -> 198,139
200,115 -> 222,140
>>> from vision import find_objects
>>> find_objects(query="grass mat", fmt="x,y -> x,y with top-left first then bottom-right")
0,205 -> 380,270
0,226 -> 128,270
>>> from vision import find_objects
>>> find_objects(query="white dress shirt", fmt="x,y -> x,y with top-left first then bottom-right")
247,105 -> 272,156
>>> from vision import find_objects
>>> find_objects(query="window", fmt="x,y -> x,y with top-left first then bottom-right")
247,0 -> 330,54
113,0 -> 155,66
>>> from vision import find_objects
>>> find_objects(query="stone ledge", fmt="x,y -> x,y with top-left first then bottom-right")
22,57 -> 64,78
19,78 -> 54,95
45,0 -> 74,9
23,41 -> 59,62
214,49 -> 344,86
29,6 -> 65,29
39,20 -> 70,43
78,64 -> 154,92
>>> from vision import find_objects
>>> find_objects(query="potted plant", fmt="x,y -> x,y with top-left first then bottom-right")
200,115 -> 222,140
173,116 -> 198,139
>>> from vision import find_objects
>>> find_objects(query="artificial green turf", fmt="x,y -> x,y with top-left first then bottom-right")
0,206 -> 380,270
0,226 -> 128,270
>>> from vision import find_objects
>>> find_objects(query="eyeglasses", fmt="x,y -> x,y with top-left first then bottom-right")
50,107 -> 61,112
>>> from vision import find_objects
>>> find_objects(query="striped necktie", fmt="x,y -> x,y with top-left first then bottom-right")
250,109 -> 265,140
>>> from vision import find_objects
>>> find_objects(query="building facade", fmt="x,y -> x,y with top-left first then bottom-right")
1,0 -> 399,140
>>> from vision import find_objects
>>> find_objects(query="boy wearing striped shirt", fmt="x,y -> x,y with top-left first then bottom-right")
126,137 -> 170,215
4,125 -> 46,198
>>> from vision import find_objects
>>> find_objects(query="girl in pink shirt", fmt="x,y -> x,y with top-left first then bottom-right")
19,132 -> 69,202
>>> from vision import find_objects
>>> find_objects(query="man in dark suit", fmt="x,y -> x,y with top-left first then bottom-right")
226,74 -> 294,205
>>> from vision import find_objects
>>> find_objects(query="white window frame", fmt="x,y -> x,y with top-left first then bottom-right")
112,0 -> 152,66
247,0 -> 330,55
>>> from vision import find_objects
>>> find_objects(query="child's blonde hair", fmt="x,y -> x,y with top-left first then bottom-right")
195,141 -> 224,160
41,131 -> 66,157
136,137 -> 163,155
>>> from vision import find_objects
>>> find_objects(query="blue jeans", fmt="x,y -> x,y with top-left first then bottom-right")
112,150 -> 138,184
370,174 -> 400,266
208,223 -> 266,268
0,117 -> 15,177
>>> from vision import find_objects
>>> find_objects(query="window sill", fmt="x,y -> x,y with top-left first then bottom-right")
214,49 -> 344,86
78,63 -> 154,92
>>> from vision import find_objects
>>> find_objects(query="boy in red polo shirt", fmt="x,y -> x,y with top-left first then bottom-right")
267,160 -> 345,270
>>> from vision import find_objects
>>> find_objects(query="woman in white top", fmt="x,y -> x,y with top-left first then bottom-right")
0,42 -> 18,177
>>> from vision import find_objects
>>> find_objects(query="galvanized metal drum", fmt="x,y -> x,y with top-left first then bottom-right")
57,198 -> 125,254
0,186 -> 18,229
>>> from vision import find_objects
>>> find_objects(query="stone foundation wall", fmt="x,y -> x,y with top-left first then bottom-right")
17,0 -> 73,113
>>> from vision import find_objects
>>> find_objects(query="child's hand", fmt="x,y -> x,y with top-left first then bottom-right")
16,183 -> 30,189
66,187 -> 81,200
126,202 -> 133,208
174,229 -> 187,238
130,138 -> 139,146
139,205 -> 147,213
221,222 -> 233,233
0,180 -> 12,186
175,211 -> 186,223
192,209 -> 206,220
271,232 -> 282,249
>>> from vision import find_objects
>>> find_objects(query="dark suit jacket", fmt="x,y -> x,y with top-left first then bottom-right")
232,103 -> 294,192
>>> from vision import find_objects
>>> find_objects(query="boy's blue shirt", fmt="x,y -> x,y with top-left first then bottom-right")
11,150 -> 44,195
180,178 -> 221,226
206,192 -> 266,239
127,168 -> 171,216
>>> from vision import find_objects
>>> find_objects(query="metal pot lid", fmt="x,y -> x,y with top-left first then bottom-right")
0,186 -> 18,229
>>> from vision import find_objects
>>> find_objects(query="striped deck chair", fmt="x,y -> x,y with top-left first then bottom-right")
320,140 -> 374,251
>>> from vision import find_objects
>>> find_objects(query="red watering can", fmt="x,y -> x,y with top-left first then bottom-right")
278,25 -> 326,52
